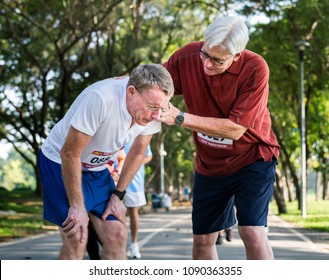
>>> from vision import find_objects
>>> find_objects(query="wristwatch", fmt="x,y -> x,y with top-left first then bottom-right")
175,111 -> 185,125
113,189 -> 126,201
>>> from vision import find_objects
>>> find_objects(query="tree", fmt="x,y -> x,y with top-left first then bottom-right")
244,0 -> 329,208
0,0 -> 235,195
0,0 -> 128,194
0,149 -> 35,191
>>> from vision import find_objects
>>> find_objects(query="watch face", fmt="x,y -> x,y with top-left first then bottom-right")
176,114 -> 184,125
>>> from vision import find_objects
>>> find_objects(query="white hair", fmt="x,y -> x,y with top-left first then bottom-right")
204,16 -> 249,55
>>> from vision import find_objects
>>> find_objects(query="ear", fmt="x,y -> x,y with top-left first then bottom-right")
233,53 -> 242,62
127,85 -> 136,97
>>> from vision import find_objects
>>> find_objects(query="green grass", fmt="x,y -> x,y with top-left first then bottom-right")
0,188 -> 56,242
270,196 -> 329,232
0,189 -> 328,242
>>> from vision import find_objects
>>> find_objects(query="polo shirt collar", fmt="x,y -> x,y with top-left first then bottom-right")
225,49 -> 246,75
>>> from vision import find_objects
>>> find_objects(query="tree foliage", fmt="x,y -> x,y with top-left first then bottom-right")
1,0 -> 328,206
0,0 -> 233,194
0,149 -> 35,191
242,0 -> 329,205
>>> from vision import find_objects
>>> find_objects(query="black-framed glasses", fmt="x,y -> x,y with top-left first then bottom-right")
138,91 -> 170,113
199,49 -> 232,66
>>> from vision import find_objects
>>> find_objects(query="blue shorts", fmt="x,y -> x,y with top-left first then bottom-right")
192,160 -> 276,234
38,151 -> 117,227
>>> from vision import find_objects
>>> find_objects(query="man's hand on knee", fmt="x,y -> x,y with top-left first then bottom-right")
62,206 -> 89,243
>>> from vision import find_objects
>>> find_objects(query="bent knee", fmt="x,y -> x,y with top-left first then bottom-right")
60,232 -> 87,259
238,226 -> 266,244
101,222 -> 128,246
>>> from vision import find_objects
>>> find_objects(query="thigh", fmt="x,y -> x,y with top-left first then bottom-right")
82,169 -> 117,221
235,160 -> 276,226
192,172 -> 236,234
89,214 -> 127,245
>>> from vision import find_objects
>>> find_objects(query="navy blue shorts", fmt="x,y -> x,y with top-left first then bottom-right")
192,160 -> 276,234
38,151 -> 117,227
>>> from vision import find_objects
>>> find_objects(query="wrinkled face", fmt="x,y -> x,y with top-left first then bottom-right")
128,85 -> 171,126
199,45 -> 241,76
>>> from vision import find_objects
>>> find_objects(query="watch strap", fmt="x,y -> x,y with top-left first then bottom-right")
113,189 -> 126,201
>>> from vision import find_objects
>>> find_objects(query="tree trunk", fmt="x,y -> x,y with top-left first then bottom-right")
273,170 -> 287,214
323,172 -> 329,200
34,164 -> 43,197
282,160 -> 293,202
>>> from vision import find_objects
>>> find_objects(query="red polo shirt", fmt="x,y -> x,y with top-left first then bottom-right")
164,41 -> 280,176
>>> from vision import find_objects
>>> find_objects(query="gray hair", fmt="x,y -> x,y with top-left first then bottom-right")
204,16 -> 249,55
127,64 -> 174,97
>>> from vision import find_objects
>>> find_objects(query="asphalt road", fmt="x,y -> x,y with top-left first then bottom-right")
0,206 -> 328,260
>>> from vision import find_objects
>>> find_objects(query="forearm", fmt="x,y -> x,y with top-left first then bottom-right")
60,126 -> 91,208
155,104 -> 247,140
116,150 -> 145,192
182,113 -> 247,140
61,153 -> 84,207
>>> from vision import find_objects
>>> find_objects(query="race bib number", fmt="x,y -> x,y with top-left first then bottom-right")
81,149 -> 121,168
197,132 -> 233,150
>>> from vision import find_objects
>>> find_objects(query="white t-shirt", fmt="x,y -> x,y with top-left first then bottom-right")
41,77 -> 161,171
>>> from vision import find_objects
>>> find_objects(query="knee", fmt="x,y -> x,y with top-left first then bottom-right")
60,232 -> 87,259
238,226 -> 264,247
104,226 -> 128,246
193,233 -> 216,248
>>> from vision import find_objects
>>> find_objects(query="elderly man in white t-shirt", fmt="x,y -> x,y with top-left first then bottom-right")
38,64 -> 174,259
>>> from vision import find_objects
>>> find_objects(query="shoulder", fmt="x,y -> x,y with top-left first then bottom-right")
243,50 -> 269,71
229,49 -> 269,79
165,41 -> 203,64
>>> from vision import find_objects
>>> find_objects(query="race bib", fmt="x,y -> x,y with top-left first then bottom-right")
197,132 -> 233,150
81,149 -> 122,168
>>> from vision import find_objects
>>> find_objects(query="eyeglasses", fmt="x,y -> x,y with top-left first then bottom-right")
138,91 -> 170,113
199,49 -> 232,66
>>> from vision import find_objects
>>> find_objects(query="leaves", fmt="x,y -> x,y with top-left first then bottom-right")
1,0 -> 328,198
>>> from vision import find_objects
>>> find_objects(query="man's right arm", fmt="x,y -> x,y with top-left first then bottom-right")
60,126 -> 91,242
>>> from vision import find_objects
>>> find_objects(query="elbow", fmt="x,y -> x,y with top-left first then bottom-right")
232,131 -> 244,141
60,148 -> 66,161
60,146 -> 71,161
231,127 -> 248,141
232,135 -> 241,141
60,148 -> 81,167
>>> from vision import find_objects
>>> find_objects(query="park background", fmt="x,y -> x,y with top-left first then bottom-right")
0,0 -> 328,242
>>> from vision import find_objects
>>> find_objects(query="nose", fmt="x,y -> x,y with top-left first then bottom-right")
204,58 -> 214,67
150,110 -> 161,119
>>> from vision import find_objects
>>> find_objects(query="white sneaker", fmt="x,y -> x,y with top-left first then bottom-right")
129,243 -> 141,259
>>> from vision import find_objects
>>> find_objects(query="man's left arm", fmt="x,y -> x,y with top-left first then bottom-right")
101,134 -> 152,223
155,107 -> 248,141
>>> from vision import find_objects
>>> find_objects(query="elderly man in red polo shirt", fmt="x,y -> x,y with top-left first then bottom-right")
156,15 -> 280,260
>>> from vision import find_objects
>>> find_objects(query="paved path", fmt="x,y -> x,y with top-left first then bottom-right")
0,206 -> 328,260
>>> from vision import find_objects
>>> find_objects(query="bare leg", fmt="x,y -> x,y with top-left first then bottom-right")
90,214 -> 128,260
193,232 -> 218,260
238,225 -> 274,260
58,226 -> 87,260
128,207 -> 139,243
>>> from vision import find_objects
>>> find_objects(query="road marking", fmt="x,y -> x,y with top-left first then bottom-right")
139,214 -> 191,248
270,215 -> 328,252
0,231 -> 59,247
